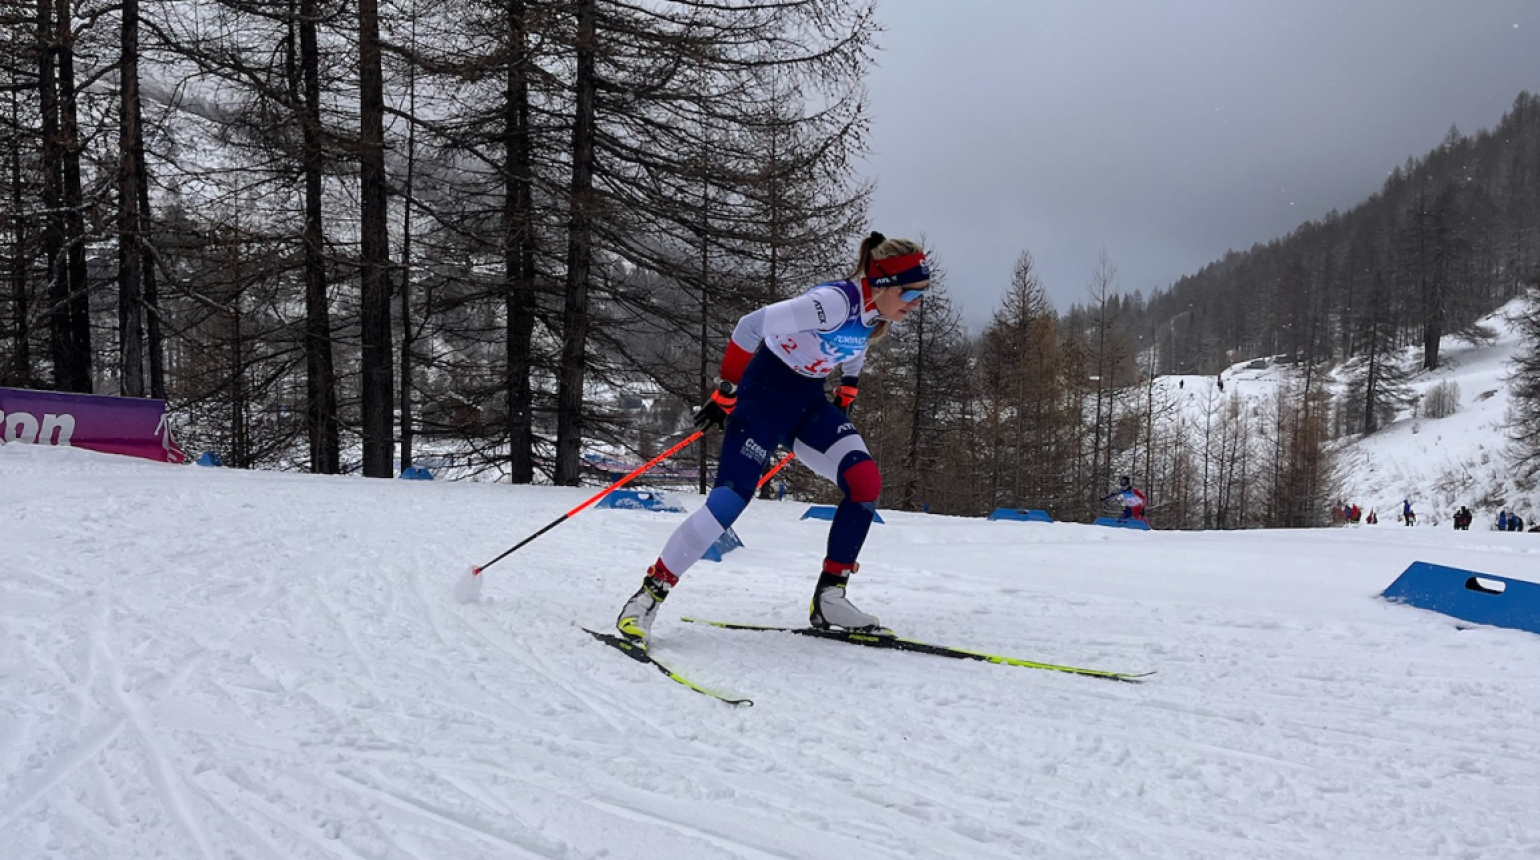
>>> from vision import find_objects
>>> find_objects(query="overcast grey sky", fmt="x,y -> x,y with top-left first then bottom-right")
860,0 -> 1540,326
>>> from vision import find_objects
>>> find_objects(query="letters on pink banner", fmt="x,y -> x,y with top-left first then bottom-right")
0,387 -> 187,464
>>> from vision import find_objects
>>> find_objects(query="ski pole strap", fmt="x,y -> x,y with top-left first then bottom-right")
709,380 -> 738,412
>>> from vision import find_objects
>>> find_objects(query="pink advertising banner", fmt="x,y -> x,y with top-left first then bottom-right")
0,387 -> 187,464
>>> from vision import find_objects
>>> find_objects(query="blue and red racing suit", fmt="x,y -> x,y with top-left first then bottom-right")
1122,489 -> 1147,521
648,279 -> 884,588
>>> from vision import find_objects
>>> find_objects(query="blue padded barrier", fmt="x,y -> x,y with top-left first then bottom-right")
1380,561 -> 1540,635
596,489 -> 684,513
701,527 -> 744,563
988,508 -> 1053,522
800,504 -> 885,524
398,465 -> 433,480
1093,516 -> 1150,531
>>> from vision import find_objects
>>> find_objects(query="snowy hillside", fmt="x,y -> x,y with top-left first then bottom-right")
1149,297 -> 1537,530
1334,299 -> 1534,530
4,441 -> 1539,859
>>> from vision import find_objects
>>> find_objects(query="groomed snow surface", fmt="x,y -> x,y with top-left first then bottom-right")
4,443 -> 1539,859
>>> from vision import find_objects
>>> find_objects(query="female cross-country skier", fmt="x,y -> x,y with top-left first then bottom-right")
615,232 -> 930,644
1110,475 -> 1147,521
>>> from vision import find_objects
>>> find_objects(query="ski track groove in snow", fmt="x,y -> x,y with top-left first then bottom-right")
586,796 -> 803,860
195,767 -> 377,860
327,767 -> 564,859
453,612 -> 634,735
95,595 -> 219,860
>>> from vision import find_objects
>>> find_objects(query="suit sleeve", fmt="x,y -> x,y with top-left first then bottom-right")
719,287 -> 851,382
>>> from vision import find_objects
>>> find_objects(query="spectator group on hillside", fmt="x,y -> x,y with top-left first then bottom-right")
1441,504 -> 1540,532
1453,506 -> 1473,530
1325,498 -> 1540,531
1496,509 -> 1527,532
1331,501 -> 1364,525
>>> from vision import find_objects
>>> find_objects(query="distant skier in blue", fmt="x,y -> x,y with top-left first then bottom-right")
1402,499 -> 1416,527
615,233 -> 931,644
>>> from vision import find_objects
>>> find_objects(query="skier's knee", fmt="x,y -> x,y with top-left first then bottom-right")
839,457 -> 881,505
705,485 -> 750,524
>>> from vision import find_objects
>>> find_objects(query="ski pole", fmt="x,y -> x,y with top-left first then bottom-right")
757,450 -> 795,488
470,430 -> 704,577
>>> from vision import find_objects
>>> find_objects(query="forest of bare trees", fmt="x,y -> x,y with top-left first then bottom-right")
0,0 -> 876,477
3,0 -> 1538,529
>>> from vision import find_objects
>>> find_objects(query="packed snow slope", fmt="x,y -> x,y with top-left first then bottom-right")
1149,297 -> 1536,529
1332,298 -> 1534,529
3,442 -> 1539,859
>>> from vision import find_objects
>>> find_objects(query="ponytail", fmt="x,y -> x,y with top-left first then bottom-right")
850,231 -> 887,280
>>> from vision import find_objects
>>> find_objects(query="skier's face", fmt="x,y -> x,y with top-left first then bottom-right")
873,281 -> 927,322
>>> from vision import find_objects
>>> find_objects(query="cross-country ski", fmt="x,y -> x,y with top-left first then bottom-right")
679,616 -> 1153,683
583,627 -> 753,706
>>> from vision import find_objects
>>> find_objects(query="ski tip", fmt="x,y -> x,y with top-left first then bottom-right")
678,615 -> 726,627
1102,671 -> 1156,684
583,627 -> 752,706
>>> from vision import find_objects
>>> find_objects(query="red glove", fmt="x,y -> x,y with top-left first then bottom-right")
832,384 -> 858,412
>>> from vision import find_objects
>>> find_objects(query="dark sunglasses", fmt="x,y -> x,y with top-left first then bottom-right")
899,286 -> 928,302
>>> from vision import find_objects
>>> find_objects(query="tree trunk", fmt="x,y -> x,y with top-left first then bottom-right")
901,301 -> 926,510
1422,306 -> 1443,371
399,9 -> 419,473
117,0 -> 145,396
6,89 -> 29,387
696,169 -> 710,496
136,111 -> 164,398
57,0 -> 91,392
300,0 -> 340,473
229,247 -> 248,468
358,0 -> 394,477
504,0 -> 536,483
554,0 -> 596,486
40,0 -> 88,392
1363,333 -> 1380,435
